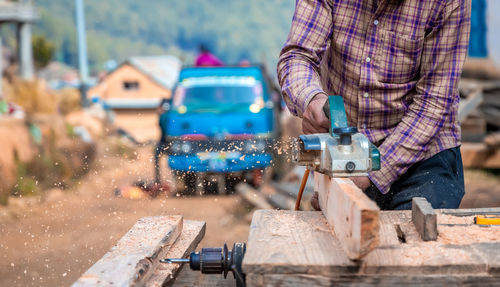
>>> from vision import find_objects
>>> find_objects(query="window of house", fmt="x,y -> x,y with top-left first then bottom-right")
123,81 -> 140,91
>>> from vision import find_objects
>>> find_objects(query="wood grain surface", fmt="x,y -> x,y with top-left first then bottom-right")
242,210 -> 356,276
146,220 -> 206,287
244,209 -> 500,286
72,216 -> 183,287
315,174 -> 380,259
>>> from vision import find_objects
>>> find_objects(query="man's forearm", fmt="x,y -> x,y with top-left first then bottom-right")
277,56 -> 327,117
277,0 -> 333,117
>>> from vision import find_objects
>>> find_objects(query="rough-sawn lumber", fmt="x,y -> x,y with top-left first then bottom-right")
412,197 -> 438,241
243,209 -> 500,287
242,210 -> 355,276
146,220 -> 206,287
315,173 -> 380,259
72,216 -> 183,287
236,183 -> 273,209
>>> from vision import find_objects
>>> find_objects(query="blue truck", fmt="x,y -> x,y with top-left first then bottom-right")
161,65 -> 279,194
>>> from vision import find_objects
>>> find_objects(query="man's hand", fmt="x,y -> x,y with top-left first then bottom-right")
303,94 -> 329,134
351,176 -> 372,191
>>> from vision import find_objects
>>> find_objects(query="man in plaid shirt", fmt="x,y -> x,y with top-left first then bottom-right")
278,0 -> 471,210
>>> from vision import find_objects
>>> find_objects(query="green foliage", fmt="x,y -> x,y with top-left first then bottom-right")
32,35 -> 55,69
32,0 -> 295,73
13,161 -> 39,197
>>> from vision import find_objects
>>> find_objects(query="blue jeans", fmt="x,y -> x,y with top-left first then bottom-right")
365,146 -> 465,210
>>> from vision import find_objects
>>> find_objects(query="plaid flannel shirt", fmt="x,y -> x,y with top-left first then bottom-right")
278,0 -> 471,193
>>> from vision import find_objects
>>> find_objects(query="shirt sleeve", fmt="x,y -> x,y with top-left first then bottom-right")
277,0 -> 333,117
369,0 -> 471,194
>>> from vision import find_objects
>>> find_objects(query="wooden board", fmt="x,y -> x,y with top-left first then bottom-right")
246,273 -> 500,286
315,174 -> 380,259
172,266 -> 235,287
260,184 -> 296,210
244,209 -> 500,287
412,197 -> 438,241
461,143 -> 500,168
236,183 -> 273,210
242,210 -> 356,276
146,220 -> 206,287
458,90 -> 483,122
72,216 -> 183,287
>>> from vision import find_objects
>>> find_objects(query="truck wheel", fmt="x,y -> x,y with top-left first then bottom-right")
174,171 -> 196,196
183,172 -> 196,195
225,175 -> 239,195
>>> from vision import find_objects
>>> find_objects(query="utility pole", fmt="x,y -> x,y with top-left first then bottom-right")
75,0 -> 89,106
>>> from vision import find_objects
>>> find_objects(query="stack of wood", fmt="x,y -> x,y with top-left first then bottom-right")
459,77 -> 500,168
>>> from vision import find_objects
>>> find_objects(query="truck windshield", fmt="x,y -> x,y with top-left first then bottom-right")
173,77 -> 264,109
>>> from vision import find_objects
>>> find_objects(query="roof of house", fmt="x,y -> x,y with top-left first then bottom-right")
125,55 -> 182,90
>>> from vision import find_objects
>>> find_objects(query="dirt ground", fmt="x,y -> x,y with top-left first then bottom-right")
0,146 -> 250,287
0,145 -> 500,287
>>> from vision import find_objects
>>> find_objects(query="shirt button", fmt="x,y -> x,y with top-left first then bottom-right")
361,124 -> 367,129
374,20 -> 379,25
365,57 -> 371,63
363,92 -> 369,98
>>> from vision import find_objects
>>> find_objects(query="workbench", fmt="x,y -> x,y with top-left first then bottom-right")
242,209 -> 500,286
71,174 -> 500,287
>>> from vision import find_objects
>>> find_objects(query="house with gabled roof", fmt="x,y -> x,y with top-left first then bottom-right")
88,55 -> 182,141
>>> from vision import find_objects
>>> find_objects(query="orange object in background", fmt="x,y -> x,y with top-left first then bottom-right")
119,186 -> 146,199
115,181 -> 172,199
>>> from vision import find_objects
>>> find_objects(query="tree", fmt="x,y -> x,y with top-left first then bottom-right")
32,35 -> 55,70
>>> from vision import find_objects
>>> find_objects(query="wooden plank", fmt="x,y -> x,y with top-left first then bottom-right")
461,143 -> 500,169
471,243 -> 500,275
378,211 -> 408,247
363,244 -> 488,276
315,174 -> 380,259
260,184 -> 296,210
362,211 -> 489,276
439,207 -> 500,216
243,209 -> 499,286
247,273 -> 500,287
273,182 -> 314,199
412,197 -> 438,241
235,183 -> 273,209
459,90 -> 483,121
146,220 -> 206,287
242,210 -> 356,276
460,116 -> 486,142
173,267 -> 235,287
72,216 -> 183,287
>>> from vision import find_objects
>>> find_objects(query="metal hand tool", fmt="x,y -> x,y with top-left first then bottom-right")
293,95 -> 380,177
161,242 -> 246,287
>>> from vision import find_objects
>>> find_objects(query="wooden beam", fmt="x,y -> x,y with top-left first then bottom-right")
246,274 -> 500,286
242,210 -> 356,276
461,143 -> 500,168
242,209 -> 500,287
260,184 -> 297,210
72,216 -> 183,287
458,90 -> 483,121
236,183 -> 273,210
146,220 -> 206,287
412,197 -> 438,241
315,173 -> 380,260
